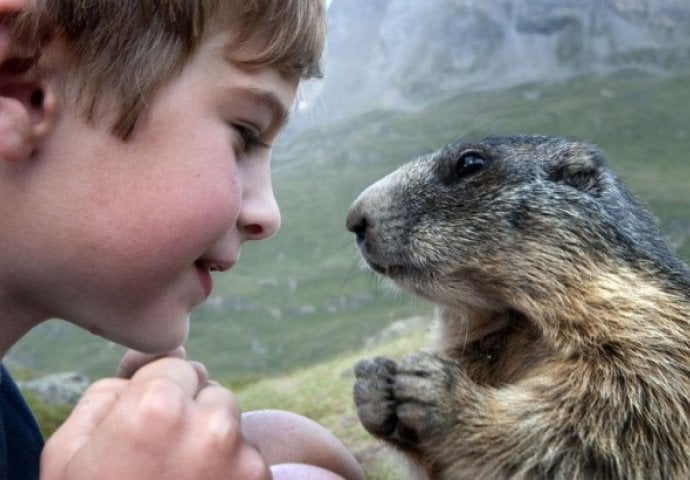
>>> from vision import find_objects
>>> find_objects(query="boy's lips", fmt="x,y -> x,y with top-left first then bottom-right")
195,259 -> 235,298
196,265 -> 213,298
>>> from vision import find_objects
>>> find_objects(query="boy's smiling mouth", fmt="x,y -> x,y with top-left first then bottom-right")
195,263 -> 213,299
194,259 -> 234,299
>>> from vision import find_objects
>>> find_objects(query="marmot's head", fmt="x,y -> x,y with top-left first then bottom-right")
346,135 -> 687,310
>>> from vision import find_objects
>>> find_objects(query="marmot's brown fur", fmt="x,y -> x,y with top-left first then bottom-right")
346,135 -> 690,479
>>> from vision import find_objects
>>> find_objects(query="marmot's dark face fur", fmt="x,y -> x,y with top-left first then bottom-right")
347,135 -> 690,479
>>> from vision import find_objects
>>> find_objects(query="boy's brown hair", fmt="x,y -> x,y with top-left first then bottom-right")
14,0 -> 326,138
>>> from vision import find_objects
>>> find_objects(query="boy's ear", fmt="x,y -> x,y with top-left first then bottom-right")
0,3 -> 56,163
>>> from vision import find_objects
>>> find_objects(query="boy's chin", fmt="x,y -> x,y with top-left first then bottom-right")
114,317 -> 191,355
140,331 -> 190,355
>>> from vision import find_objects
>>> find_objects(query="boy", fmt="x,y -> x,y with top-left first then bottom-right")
0,1 -> 363,479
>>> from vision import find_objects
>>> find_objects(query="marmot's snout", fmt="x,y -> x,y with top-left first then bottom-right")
345,203 -> 368,246
346,201 -> 388,274
346,171 -> 406,275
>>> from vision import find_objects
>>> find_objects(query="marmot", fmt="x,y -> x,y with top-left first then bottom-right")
346,135 -> 690,479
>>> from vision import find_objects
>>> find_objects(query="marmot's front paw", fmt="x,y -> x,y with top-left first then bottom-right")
353,356 -> 422,449
353,356 -> 399,438
393,352 -> 462,438
354,353 -> 464,450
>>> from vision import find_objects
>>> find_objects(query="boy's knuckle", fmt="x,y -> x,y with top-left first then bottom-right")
133,379 -> 188,428
206,410 -> 240,446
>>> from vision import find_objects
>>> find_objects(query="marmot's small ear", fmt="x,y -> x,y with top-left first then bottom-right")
544,146 -> 605,193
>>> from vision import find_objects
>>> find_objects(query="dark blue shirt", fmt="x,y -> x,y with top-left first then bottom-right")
0,365 -> 43,480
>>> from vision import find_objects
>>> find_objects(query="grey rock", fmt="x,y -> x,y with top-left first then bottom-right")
19,372 -> 90,406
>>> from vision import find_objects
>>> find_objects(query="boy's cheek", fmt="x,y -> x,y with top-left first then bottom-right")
104,186 -> 240,258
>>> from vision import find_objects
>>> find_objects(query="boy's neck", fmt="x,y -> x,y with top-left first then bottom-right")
0,294 -> 44,360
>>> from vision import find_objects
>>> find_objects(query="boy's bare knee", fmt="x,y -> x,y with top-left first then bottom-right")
242,410 -> 364,480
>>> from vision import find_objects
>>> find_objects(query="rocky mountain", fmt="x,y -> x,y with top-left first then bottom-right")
304,0 -> 690,124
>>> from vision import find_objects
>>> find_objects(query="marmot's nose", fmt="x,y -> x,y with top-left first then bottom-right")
346,206 -> 369,245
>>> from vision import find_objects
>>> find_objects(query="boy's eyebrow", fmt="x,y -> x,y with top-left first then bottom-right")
229,86 -> 291,131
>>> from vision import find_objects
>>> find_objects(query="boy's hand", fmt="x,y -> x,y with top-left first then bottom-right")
115,347 -> 201,379
40,357 -> 271,480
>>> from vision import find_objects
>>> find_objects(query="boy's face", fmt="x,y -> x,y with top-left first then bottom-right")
10,29 -> 297,352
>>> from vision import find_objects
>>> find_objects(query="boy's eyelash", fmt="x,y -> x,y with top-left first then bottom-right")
235,124 -> 271,153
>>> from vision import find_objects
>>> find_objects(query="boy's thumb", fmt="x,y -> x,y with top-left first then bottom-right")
40,379 -> 126,476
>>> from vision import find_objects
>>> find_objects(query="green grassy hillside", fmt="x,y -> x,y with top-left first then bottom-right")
9,70 -> 690,385
236,328 -> 430,480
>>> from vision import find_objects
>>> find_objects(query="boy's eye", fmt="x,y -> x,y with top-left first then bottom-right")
234,124 -> 270,154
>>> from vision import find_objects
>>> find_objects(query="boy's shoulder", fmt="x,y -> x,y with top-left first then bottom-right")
0,365 -> 43,480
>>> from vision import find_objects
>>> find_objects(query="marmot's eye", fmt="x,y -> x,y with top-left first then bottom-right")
455,150 -> 487,178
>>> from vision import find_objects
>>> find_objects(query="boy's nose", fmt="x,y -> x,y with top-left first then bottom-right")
238,184 -> 281,241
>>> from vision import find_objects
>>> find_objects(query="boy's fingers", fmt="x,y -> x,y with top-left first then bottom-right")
195,383 -> 242,419
193,385 -> 243,454
129,357 -> 207,398
116,347 -> 187,378
42,379 -> 126,465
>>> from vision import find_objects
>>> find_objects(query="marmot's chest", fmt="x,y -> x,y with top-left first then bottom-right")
446,322 -> 548,387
